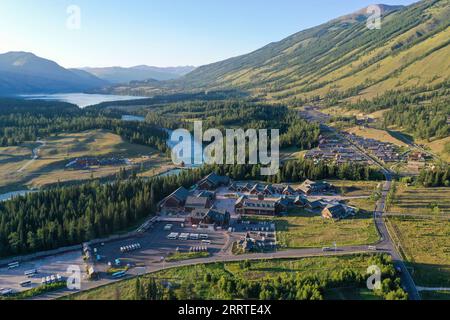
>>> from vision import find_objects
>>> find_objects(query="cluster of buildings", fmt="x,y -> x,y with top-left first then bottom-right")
305,132 -> 403,165
157,173 -> 231,227
66,157 -> 130,170
305,137 -> 371,165
344,133 -> 401,163
158,172 -> 357,224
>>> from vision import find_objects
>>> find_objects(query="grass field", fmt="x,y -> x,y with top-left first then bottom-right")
68,255 -> 380,300
274,211 -> 379,249
386,216 -> 450,287
390,185 -> 450,216
0,130 -> 169,190
328,180 -> 381,197
247,207 -> 379,249
421,136 -> 450,163
165,251 -> 210,262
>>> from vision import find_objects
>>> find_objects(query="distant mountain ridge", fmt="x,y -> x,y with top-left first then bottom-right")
0,52 -> 109,95
81,65 -> 196,84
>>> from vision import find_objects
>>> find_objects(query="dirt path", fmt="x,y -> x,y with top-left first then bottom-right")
17,140 -> 46,173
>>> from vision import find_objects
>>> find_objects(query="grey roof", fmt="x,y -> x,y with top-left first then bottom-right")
323,204 -> 347,217
185,196 -> 209,208
168,187 -> 190,202
201,172 -> 230,186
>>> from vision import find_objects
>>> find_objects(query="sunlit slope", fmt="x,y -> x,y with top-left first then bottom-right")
176,0 -> 449,101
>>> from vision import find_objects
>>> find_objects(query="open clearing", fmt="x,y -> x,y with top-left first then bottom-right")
0,130 -> 169,190
67,255 -> 379,300
386,216 -> 450,288
274,211 -> 379,249
328,180 -> 380,197
345,127 -> 409,148
248,207 -> 379,249
420,136 -> 450,163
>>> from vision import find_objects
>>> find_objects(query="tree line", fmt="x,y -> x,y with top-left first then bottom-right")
0,170 -> 206,258
143,100 -> 321,151
131,254 -> 407,300
416,166 -> 450,187
203,159 -> 384,183
0,98 -> 168,152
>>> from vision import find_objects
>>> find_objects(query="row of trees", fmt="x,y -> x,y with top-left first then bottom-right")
130,254 -> 407,300
0,99 -> 168,152
203,159 -> 384,183
0,159 -> 384,258
416,166 -> 450,187
343,83 -> 449,140
0,169 -> 206,258
382,101 -> 449,140
143,100 -> 321,151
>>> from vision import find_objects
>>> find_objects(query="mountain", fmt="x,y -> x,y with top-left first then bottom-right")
0,52 -> 109,95
116,0 -> 448,102
81,65 -> 196,84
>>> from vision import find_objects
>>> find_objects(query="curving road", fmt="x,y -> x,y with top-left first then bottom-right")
300,106 -> 421,300
32,108 -> 421,300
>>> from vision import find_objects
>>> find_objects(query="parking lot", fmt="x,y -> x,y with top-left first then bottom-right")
92,222 -> 228,276
0,251 -> 84,294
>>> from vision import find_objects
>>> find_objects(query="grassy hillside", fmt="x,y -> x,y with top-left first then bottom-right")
114,0 -> 449,104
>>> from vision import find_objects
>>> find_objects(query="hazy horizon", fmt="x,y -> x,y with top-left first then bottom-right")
0,0 -> 417,69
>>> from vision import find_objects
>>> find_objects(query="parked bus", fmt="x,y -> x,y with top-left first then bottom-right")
20,280 -> 32,287
24,269 -> 37,277
8,262 -> 19,269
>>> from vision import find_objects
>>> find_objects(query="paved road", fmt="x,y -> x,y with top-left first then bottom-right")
301,106 -> 421,300
35,246 -> 378,300
31,107 -> 422,300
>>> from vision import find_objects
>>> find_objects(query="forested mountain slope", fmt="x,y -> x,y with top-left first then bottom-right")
115,0 -> 449,104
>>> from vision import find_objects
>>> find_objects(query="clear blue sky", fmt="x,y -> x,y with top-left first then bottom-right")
0,0 -> 417,68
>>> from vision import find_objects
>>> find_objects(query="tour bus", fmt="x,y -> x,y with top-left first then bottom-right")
179,233 -> 189,241
167,233 -> 179,240
0,288 -> 13,296
20,280 -> 32,287
189,233 -> 199,240
8,262 -> 20,269
111,271 -> 127,279
24,269 -> 38,277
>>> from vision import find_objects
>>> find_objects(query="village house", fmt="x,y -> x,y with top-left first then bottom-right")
184,196 -> 211,213
235,196 -> 286,216
197,172 -> 230,190
298,180 -> 332,195
282,185 -> 296,196
321,204 -> 352,220
188,208 -> 230,227
158,187 -> 190,214
305,199 -> 325,211
294,195 -> 308,207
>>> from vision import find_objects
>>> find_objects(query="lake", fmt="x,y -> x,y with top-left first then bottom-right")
121,115 -> 146,122
0,190 -> 34,202
21,93 -> 148,108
